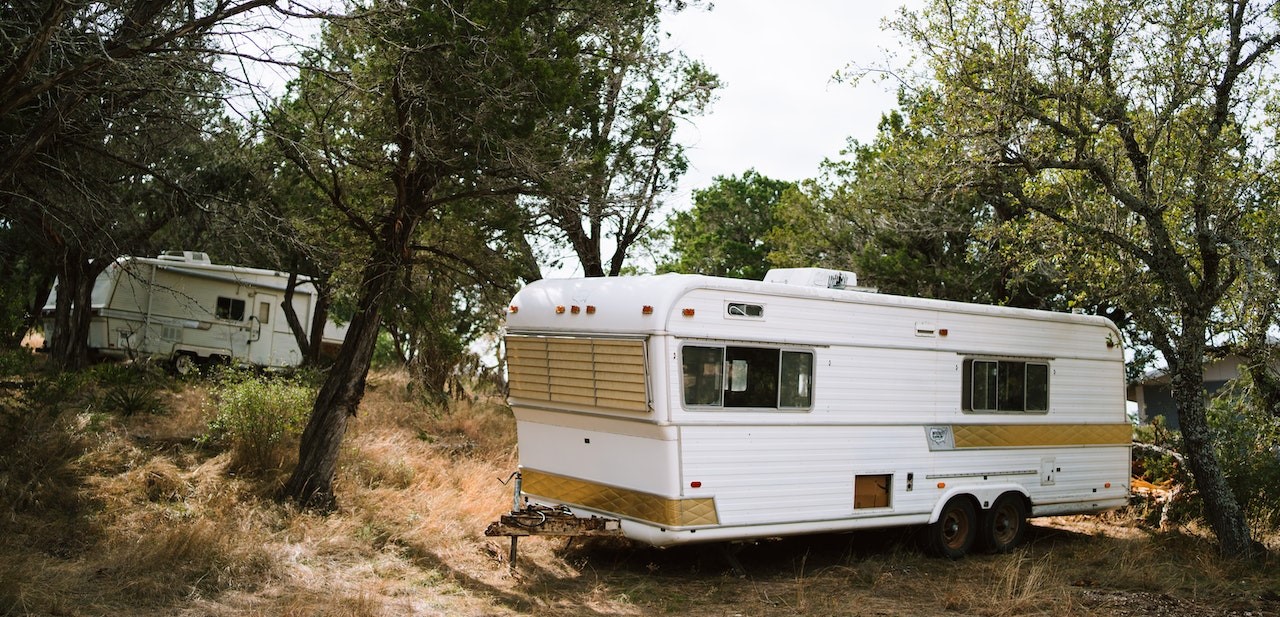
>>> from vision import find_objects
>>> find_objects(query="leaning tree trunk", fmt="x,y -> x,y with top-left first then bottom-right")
282,197 -> 420,508
307,290 -> 332,365
1169,332 -> 1255,557
280,258 -> 392,509
282,270 -> 317,367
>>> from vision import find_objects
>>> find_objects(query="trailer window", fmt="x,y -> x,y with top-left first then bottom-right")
681,344 -> 813,410
724,347 -> 779,407
779,351 -> 813,408
963,359 -> 1049,412
726,302 -> 764,318
682,346 -> 724,406
216,297 -> 245,321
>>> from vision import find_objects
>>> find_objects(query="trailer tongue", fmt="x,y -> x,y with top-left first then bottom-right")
483,473 -> 621,572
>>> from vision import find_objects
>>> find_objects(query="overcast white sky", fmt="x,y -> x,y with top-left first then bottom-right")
660,1 -> 915,212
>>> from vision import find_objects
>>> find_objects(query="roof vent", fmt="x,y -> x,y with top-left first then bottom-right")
157,250 -> 212,264
763,267 -> 858,289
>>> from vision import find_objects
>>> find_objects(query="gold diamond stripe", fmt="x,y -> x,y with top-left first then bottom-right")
521,468 -> 719,527
952,423 -> 1131,448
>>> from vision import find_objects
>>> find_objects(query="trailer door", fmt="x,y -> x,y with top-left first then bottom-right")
248,293 -> 276,366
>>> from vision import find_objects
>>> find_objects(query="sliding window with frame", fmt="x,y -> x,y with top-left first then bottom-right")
680,344 -> 814,410
962,358 -> 1049,413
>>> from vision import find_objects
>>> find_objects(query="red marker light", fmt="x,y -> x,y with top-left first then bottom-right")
508,305 -> 519,314
690,481 -> 702,488
642,305 -> 654,315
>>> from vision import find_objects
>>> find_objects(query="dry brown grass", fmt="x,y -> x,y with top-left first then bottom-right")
1,365 -> 1277,616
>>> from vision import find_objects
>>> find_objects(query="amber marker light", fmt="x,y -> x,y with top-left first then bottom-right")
571,305 -> 581,314
555,305 -> 566,314
1104,482 -> 1111,488
939,328 -> 949,336
586,305 -> 597,314
642,305 -> 654,315
682,308 -> 695,317
937,482 -> 946,489
508,305 -> 519,314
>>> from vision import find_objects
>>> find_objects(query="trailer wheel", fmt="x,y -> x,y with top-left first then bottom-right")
982,494 -> 1027,553
925,497 -> 977,558
172,353 -> 200,376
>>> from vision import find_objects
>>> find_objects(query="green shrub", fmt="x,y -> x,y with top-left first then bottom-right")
0,349 -> 34,378
1205,376 -> 1280,529
100,383 -> 165,416
84,362 -> 170,416
24,371 -> 91,412
1136,374 -> 1280,532
200,371 -> 315,473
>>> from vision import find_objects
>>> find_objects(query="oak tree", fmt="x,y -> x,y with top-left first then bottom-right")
893,0 -> 1280,555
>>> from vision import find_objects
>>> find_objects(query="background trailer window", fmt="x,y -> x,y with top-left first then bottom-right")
682,345 -> 813,410
216,296 -> 245,321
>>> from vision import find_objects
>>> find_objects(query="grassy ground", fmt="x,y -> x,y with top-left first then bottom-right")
0,360 -> 1277,616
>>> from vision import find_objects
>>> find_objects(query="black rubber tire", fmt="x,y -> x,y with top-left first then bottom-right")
172,353 -> 200,376
924,497 -> 977,559
982,493 -> 1028,554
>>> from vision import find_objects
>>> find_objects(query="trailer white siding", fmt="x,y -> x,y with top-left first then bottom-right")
43,254 -> 346,370
504,271 -> 1129,550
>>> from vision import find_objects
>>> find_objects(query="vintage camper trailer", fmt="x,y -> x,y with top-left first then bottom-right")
42,251 -> 346,372
501,268 -> 1130,556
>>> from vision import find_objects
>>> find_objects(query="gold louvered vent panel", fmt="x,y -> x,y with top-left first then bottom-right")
507,335 -> 649,413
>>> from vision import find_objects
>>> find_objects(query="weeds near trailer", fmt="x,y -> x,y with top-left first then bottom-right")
940,551 -> 1068,616
199,369 -> 314,473
1205,376 -> 1280,529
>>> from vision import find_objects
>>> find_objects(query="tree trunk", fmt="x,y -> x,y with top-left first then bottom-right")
280,258 -> 391,508
281,269 -> 316,366
282,195 -> 419,508
307,289 -> 331,366
48,254 -> 109,371
26,271 -> 54,341
1169,333 -> 1256,557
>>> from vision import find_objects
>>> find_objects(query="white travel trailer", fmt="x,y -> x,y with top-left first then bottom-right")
501,268 -> 1130,556
42,251 -> 346,372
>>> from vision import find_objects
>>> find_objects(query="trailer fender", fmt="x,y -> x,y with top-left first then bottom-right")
172,344 -> 233,360
928,484 -> 1029,523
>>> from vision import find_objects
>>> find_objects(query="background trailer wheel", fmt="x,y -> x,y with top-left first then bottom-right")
924,497 -> 977,558
172,353 -> 201,376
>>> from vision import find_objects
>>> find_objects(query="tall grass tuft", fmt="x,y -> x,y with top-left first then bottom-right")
200,370 -> 315,473
941,551 -> 1069,616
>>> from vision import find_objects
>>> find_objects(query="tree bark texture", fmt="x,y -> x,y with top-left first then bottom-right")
1169,332 -> 1256,557
281,270 -> 316,366
282,208 -> 418,508
47,254 -> 109,371
280,261 -> 388,508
